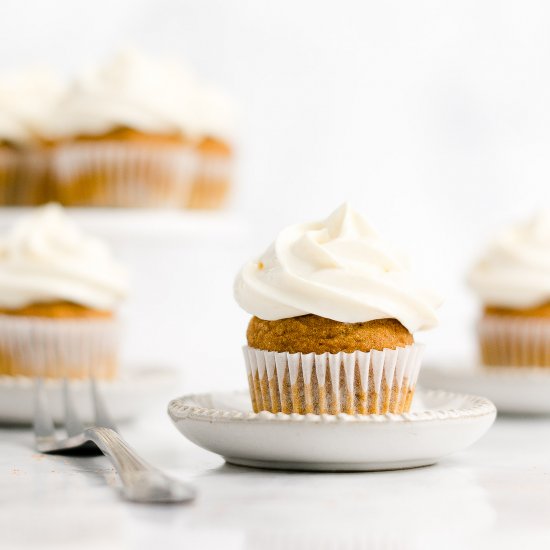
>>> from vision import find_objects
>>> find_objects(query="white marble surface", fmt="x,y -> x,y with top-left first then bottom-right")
2,409 -> 550,550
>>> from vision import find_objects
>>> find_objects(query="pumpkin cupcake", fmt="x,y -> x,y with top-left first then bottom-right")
186,86 -> 235,209
0,69 -> 63,205
234,203 -> 441,415
0,203 -> 127,379
469,211 -> 550,367
44,50 -> 198,207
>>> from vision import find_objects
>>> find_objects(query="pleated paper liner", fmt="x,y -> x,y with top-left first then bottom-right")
50,141 -> 197,207
243,344 -> 424,415
0,147 -> 22,205
15,149 -> 52,205
187,154 -> 232,209
0,315 -> 120,379
479,315 -> 550,367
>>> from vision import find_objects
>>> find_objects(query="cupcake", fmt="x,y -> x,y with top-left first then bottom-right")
0,109 -> 22,205
44,50 -> 199,207
468,211 -> 550,367
186,86 -> 235,209
0,69 -> 63,205
234,203 -> 441,414
0,203 -> 127,378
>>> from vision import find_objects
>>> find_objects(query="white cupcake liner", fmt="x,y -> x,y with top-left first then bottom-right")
0,147 -> 21,204
50,141 -> 198,207
15,149 -> 51,205
243,344 -> 424,415
479,315 -> 550,367
199,154 -> 233,181
0,315 -> 120,379
188,154 -> 233,208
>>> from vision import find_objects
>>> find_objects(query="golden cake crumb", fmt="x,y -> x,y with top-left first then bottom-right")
0,301 -> 113,319
69,126 -> 189,146
247,314 -> 414,354
484,301 -> 550,318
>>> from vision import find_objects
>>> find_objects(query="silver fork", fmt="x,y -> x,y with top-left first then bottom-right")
33,375 -> 195,504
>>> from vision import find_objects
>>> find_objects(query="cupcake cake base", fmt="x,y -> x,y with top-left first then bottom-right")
51,130 -> 196,207
244,344 -> 423,415
479,315 -> 550,367
0,302 -> 119,379
187,137 -> 232,209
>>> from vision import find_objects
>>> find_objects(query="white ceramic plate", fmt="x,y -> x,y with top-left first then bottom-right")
168,389 -> 496,471
421,361 -> 550,415
0,367 -> 180,425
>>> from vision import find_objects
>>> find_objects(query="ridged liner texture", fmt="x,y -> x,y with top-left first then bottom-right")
50,142 -> 197,207
0,315 -> 120,379
16,149 -> 52,205
187,154 -> 232,209
479,315 -> 550,367
0,148 -> 21,204
243,344 -> 424,415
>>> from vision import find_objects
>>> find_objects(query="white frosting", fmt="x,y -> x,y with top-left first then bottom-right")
234,204 -> 440,332
468,211 -> 550,308
0,69 -> 64,145
45,49 -> 234,141
0,204 -> 128,310
0,110 -> 28,146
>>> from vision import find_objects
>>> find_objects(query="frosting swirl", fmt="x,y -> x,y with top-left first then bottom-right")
468,211 -> 550,308
0,69 -> 64,145
234,204 -> 440,332
0,204 -> 128,310
45,49 -> 234,141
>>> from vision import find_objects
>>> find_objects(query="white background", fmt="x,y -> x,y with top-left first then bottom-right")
1,0 -> 549,389
2,6 -> 550,549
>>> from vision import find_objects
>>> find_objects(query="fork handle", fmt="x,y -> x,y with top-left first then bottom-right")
84,427 -> 195,503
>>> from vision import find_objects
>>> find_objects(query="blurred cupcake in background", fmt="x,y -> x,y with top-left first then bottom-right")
0,203 -> 127,379
0,69 -> 63,205
469,211 -> 550,367
187,86 -> 235,210
0,95 -> 23,204
44,49 -> 200,208
234,203 -> 441,415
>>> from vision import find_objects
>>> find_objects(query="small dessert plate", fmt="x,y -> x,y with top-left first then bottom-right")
421,360 -> 550,415
167,389 -> 496,472
0,366 -> 180,425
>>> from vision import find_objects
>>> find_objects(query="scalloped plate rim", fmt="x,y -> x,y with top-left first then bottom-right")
168,388 -> 496,424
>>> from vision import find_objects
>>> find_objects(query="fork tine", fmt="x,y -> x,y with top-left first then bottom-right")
90,377 -> 118,432
33,377 -> 56,445
63,377 -> 85,437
